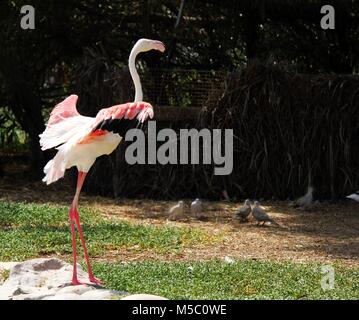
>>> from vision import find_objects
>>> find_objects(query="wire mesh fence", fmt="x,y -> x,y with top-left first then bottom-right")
141,68 -> 227,107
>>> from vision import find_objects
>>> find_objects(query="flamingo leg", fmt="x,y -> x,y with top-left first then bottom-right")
69,206 -> 82,285
69,171 -> 101,285
73,206 -> 102,285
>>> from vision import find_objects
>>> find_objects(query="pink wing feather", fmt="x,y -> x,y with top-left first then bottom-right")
47,95 -> 80,126
92,101 -> 154,129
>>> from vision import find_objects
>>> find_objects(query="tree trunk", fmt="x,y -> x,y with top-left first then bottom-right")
8,81 -> 46,179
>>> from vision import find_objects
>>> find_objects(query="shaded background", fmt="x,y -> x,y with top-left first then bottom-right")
1,0 -> 359,200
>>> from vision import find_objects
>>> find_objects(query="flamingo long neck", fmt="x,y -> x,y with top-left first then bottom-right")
129,46 -> 143,102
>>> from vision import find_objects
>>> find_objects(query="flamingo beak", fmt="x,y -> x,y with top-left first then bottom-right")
152,40 -> 165,53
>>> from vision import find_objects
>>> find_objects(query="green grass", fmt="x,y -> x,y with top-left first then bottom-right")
0,202 -> 211,261
93,260 -> 359,300
1,201 -> 358,299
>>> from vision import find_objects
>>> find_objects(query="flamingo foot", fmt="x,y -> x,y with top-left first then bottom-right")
89,275 -> 102,285
71,277 -> 85,286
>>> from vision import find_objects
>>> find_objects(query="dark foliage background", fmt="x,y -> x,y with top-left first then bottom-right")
202,62 -> 359,200
1,0 -> 359,199
85,62 -> 359,200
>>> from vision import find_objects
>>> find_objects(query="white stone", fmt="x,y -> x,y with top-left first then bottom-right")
56,284 -> 94,295
80,289 -> 116,300
0,285 -> 28,300
13,288 -> 58,300
0,262 -> 18,271
0,259 -> 168,300
0,259 -> 121,300
43,293 -> 84,300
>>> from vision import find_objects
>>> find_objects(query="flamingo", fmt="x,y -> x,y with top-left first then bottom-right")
39,39 -> 165,285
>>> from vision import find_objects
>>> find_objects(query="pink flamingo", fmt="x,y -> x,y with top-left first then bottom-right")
39,39 -> 165,285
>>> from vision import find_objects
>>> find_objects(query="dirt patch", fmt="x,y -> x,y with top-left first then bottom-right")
1,175 -> 358,267
89,199 -> 359,267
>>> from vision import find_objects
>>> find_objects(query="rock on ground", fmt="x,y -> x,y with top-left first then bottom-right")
0,258 -> 167,300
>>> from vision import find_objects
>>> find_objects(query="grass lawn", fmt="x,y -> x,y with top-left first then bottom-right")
0,201 -> 358,299
94,260 -> 359,300
0,202 -> 210,261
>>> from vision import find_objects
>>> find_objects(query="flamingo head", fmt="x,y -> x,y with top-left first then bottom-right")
133,38 -> 166,54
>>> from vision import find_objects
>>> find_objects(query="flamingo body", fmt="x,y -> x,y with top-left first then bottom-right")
39,38 -> 165,285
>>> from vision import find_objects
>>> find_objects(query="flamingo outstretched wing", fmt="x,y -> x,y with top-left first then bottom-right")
93,102 -> 154,127
39,95 -> 94,151
84,101 -> 154,139
47,94 -> 80,125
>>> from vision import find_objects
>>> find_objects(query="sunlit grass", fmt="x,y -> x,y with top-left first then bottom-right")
93,260 -> 359,300
0,202 -> 211,261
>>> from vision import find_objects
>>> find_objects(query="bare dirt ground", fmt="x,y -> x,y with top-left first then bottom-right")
0,162 -> 358,268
